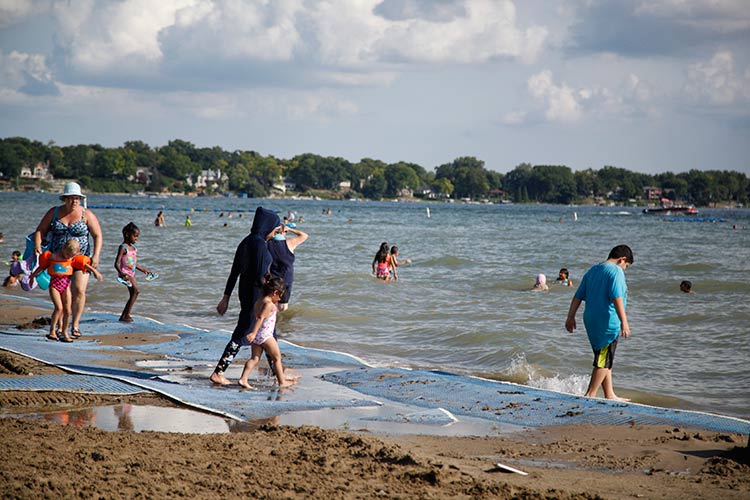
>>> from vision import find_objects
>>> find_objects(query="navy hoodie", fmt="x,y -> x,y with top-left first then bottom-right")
222,207 -> 280,307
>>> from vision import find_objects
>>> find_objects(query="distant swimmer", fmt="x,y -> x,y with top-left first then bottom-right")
680,280 -> 695,294
531,273 -> 549,292
154,211 -> 166,227
185,215 -> 192,228
556,268 -> 573,287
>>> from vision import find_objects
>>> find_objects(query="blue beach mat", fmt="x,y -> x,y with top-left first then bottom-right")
2,295 -> 749,433
321,368 -> 750,435
0,374 -> 147,395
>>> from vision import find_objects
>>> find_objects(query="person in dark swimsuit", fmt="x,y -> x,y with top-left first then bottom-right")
210,207 -> 281,385
33,182 -> 102,338
267,224 -> 308,312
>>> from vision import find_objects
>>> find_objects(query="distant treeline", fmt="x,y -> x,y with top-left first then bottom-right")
1,137 -> 747,206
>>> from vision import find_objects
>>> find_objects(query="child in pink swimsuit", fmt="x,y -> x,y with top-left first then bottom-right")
115,222 -> 154,323
29,239 -> 102,342
237,277 -> 297,389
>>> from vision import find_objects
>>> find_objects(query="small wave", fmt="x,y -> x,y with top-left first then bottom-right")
418,255 -> 473,267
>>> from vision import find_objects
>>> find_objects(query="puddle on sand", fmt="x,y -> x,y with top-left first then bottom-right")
12,404 -> 250,433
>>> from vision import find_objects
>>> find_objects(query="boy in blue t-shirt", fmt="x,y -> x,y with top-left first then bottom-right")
565,245 -> 634,402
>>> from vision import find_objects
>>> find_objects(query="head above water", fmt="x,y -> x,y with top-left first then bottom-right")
680,280 -> 693,293
535,273 -> 547,286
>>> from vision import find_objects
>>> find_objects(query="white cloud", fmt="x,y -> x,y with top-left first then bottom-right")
41,0 -> 548,90
527,70 -> 583,123
0,0 -> 47,28
372,0 -> 547,64
0,49 -> 59,96
685,50 -> 750,106
52,0 -> 197,76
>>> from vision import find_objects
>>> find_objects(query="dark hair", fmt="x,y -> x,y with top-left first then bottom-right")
559,268 -> 568,276
375,242 -> 389,264
263,275 -> 286,297
122,222 -> 139,240
12,250 -> 21,257
680,280 -> 692,291
608,245 -> 634,264
390,246 -> 399,254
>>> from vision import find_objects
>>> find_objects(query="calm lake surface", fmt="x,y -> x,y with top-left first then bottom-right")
2,192 -> 749,420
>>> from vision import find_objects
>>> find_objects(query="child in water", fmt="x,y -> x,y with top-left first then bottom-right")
372,242 -> 392,281
389,246 -> 411,281
29,239 -> 102,342
237,276 -> 296,389
531,273 -> 549,291
556,268 -> 573,287
115,222 -> 155,323
680,280 -> 695,294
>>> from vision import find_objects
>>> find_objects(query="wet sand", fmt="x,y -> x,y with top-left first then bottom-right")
1,296 -> 748,499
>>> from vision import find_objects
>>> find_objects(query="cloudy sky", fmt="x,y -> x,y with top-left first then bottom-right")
1,0 -> 748,174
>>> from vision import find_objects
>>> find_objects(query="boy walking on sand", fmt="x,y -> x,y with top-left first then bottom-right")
565,245 -> 634,402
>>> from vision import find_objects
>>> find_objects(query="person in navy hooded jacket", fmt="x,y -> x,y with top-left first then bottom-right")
210,207 -> 281,385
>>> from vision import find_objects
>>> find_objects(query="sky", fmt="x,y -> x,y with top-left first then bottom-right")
0,0 -> 749,175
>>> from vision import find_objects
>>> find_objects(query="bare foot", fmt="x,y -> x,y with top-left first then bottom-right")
237,379 -> 254,389
209,372 -> 231,385
278,381 -> 296,388
119,316 -> 133,323
607,395 -> 631,402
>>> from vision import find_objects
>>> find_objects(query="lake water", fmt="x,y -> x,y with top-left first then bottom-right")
1,192 -> 749,420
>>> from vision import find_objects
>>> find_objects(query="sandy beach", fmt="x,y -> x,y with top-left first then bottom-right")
0,298 -> 748,499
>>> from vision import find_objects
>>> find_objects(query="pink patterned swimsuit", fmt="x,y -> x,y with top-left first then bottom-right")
250,309 -> 277,346
119,244 -> 137,276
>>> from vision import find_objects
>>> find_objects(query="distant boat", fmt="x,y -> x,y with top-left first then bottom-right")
643,199 -> 698,215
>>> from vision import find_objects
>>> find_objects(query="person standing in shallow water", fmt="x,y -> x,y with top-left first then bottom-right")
565,245 -> 634,402
210,207 -> 281,385
267,224 -> 308,312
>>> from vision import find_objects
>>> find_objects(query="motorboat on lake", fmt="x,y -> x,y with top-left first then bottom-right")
642,198 -> 698,215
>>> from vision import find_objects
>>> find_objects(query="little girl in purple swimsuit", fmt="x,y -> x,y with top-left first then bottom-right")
237,277 -> 297,389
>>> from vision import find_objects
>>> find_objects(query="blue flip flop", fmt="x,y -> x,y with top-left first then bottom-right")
117,277 -> 132,287
145,272 -> 159,282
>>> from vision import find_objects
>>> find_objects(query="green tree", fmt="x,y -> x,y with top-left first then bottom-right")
362,170 -> 387,199
385,162 -> 420,197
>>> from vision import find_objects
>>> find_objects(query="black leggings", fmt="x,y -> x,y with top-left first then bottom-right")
213,305 -> 254,374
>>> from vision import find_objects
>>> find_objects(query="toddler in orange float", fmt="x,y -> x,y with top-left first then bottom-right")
30,239 -> 102,342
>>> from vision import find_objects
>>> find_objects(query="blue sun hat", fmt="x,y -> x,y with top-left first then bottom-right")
60,182 -> 86,200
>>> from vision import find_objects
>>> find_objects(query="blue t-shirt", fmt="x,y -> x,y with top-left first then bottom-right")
574,262 -> 627,351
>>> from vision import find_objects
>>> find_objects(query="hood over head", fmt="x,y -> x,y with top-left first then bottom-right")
250,207 -> 281,238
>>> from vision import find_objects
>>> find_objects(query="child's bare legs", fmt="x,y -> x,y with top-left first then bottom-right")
238,345 -> 264,388
48,288 -> 73,341
586,367 -> 630,402
60,288 -> 72,340
119,276 -> 139,322
264,338 -> 295,387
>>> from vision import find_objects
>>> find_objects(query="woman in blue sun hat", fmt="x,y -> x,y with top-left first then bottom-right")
33,181 -> 103,338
